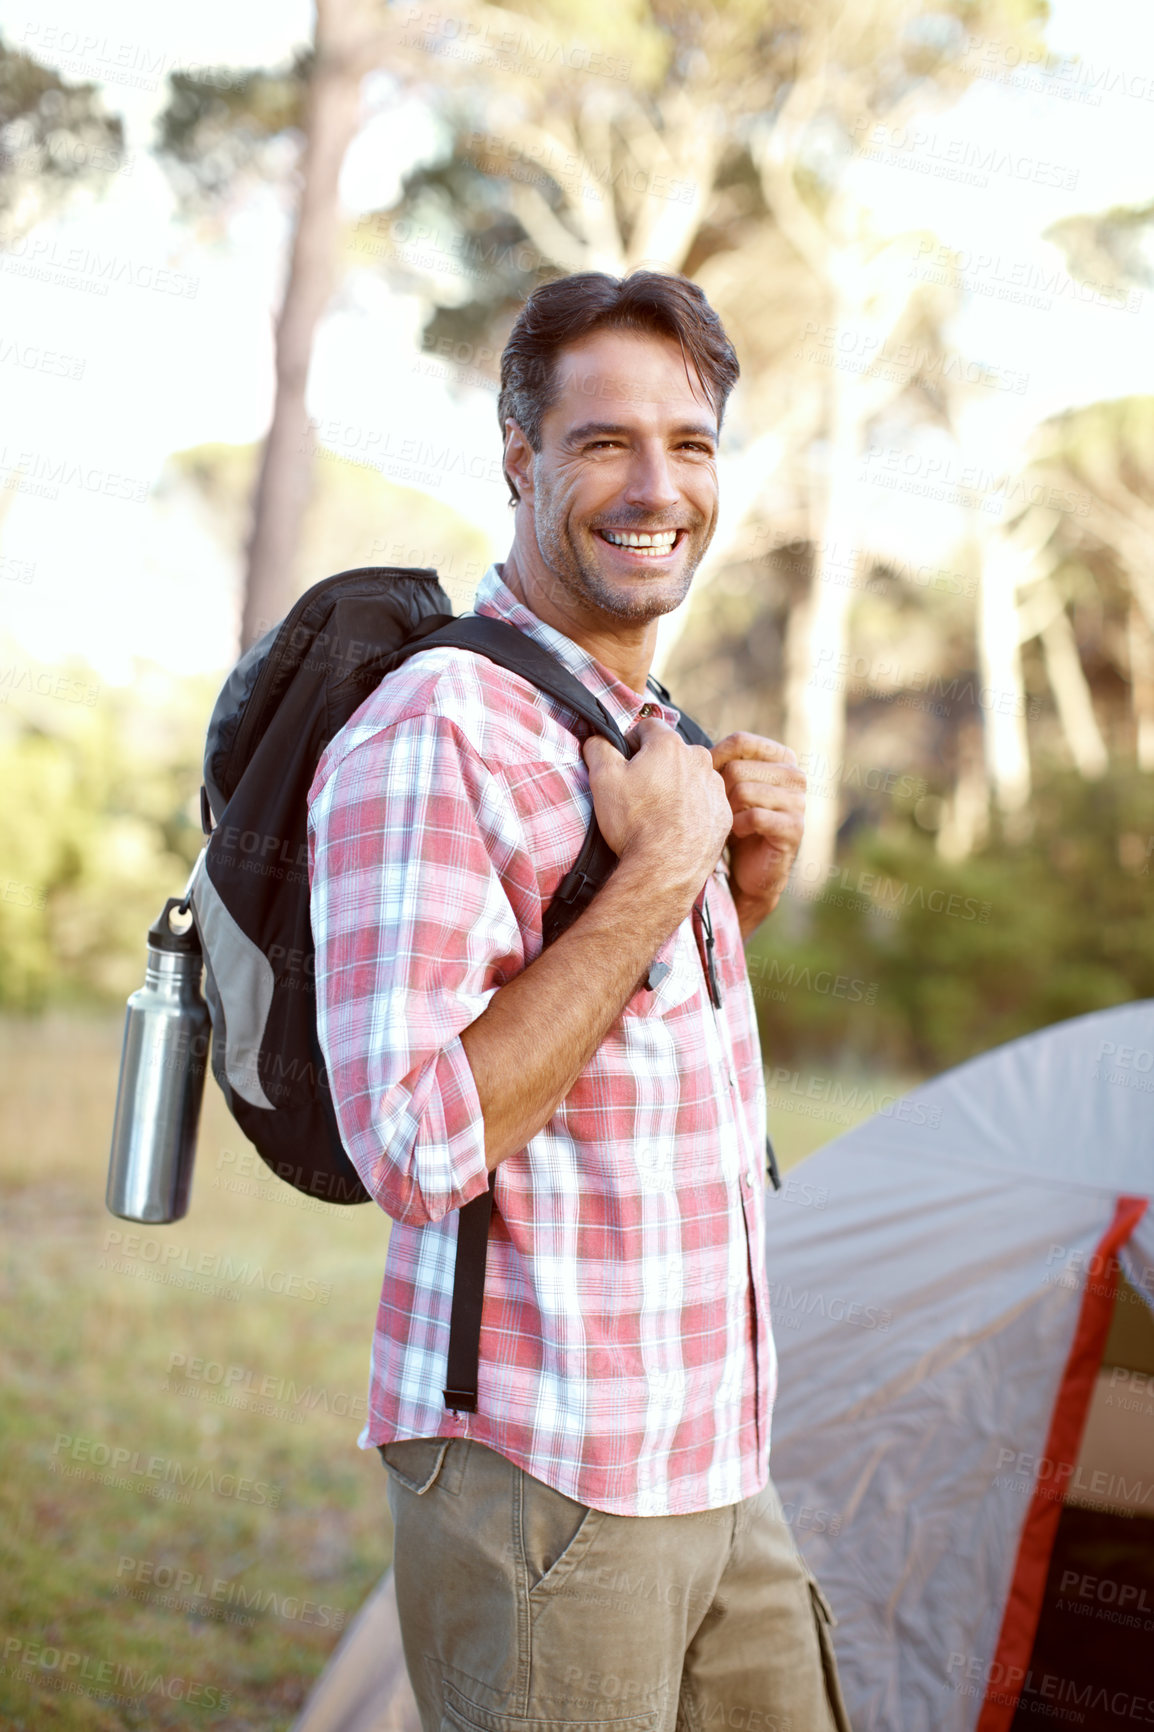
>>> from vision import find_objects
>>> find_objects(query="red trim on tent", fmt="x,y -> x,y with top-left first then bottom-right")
975,1194 -> 1148,1732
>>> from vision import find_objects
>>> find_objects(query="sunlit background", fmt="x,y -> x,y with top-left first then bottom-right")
1,0 -> 1151,1724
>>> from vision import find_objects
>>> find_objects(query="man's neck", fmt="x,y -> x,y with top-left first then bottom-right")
498,555 -> 658,698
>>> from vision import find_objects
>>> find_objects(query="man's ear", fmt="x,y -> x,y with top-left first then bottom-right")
503,419 -> 534,505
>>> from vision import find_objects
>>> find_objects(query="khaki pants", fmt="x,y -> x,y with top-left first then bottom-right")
381,1438 -> 852,1732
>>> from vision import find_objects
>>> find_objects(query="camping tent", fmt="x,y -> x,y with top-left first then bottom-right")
762,997 -> 1154,1732
293,1000 -> 1154,1732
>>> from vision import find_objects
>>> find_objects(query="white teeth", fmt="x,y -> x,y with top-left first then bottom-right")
603,530 -> 678,550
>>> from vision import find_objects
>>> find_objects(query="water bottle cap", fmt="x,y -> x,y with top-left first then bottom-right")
148,898 -> 202,955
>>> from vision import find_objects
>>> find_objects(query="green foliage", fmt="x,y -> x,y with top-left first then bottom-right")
368,138 -> 555,369
0,418 -> 495,1012
500,0 -> 670,88
749,766 -> 1154,1077
0,31 -> 125,236
1046,200 -> 1154,297
1038,395 -> 1154,495
0,678 -> 210,1011
154,51 -> 310,207
3,659 -> 1148,1082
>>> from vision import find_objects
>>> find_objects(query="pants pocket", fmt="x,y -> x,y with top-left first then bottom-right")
806,1574 -> 855,1732
379,1436 -> 453,1495
518,1472 -> 603,1600
441,1681 -> 658,1731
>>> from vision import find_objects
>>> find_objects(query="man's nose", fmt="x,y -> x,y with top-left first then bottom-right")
621,444 -> 680,513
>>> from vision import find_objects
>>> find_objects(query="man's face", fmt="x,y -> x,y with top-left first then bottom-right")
513,327 -> 721,626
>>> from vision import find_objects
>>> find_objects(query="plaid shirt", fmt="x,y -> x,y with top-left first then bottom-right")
308,568 -> 774,1516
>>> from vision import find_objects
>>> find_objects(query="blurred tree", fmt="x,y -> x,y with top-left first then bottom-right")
364,0 -> 1048,874
150,0 -> 1137,881
156,53 -> 310,220
0,687 -> 207,1008
1046,199 -> 1154,307
3,664 -> 1144,1083
163,438 -> 492,623
1008,508 -> 1108,785
972,506 -> 1048,823
0,31 -> 125,240
747,763 -> 1152,1075
155,1 -> 396,649
1026,395 -> 1154,773
933,196 -> 1154,834
237,1 -> 379,651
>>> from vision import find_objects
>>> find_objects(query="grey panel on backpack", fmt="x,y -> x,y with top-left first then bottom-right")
190,865 -> 276,1110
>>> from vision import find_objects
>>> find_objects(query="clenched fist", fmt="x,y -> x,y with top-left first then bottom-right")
583,716 -> 733,918
710,733 -> 806,937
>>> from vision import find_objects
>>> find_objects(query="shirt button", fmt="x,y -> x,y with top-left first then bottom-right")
638,703 -> 657,717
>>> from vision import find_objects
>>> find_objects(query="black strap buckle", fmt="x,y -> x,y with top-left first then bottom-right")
693,891 -> 723,1009
555,868 -> 591,906
765,1133 -> 782,1192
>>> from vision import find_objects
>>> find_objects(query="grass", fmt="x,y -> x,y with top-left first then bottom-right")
1,1014 -> 394,1731
0,1013 -> 915,1729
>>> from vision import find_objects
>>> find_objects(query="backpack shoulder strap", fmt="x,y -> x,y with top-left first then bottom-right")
400,611 -> 711,755
395,613 -> 632,757
401,614 -> 645,952
402,616 -> 629,1413
396,612 -> 712,1414
646,669 -> 713,749
403,614 -> 713,953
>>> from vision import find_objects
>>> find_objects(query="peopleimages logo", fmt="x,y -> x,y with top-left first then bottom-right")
99,1229 -> 332,1304
946,1650 -> 1154,1722
114,1556 -> 347,1629
768,1279 -> 893,1332
1093,1037 -> 1154,1094
2,1638 -> 230,1713
746,954 -> 878,1005
1058,1568 -> 1154,1617
50,1433 -> 282,1506
790,861 -> 991,924
163,1350 -> 366,1421
990,1443 -> 1154,1514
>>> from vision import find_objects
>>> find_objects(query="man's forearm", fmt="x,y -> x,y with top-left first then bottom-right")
460,859 -> 687,1170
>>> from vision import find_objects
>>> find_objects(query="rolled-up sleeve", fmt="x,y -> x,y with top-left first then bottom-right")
308,713 -> 526,1225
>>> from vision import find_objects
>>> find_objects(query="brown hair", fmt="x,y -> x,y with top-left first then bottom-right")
497,270 -> 740,503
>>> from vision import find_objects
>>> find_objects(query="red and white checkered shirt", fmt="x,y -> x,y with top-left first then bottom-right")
308,568 -> 775,1516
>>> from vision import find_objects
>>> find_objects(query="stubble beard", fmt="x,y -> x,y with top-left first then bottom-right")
532,491 -> 711,626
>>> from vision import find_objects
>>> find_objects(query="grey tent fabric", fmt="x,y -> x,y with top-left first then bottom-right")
765,999 -> 1154,1731
291,1570 -> 419,1732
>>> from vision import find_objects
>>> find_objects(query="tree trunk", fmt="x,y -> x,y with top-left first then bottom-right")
1038,605 -> 1108,777
1129,598 -> 1154,771
240,0 -> 368,650
788,387 -> 861,887
976,519 -> 1032,825
937,720 -> 989,862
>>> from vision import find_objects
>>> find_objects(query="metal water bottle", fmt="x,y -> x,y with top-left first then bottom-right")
106,897 -> 210,1223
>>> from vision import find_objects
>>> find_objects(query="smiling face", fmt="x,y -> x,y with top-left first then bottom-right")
503,327 -> 721,636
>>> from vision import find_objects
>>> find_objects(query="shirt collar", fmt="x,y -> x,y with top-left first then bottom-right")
472,565 -> 680,735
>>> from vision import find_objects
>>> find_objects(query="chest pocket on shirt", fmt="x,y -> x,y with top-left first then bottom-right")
623,918 -> 702,1019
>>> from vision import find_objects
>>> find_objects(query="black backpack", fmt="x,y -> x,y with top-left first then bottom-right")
189,564 -> 714,1409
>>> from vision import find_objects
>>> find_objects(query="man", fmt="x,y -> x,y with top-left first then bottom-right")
308,271 -> 851,1732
